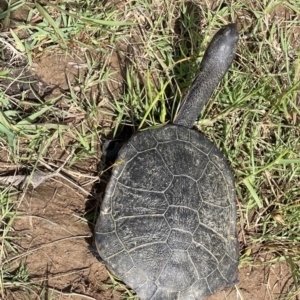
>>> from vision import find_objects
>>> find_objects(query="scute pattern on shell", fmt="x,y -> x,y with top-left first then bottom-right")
95,125 -> 238,300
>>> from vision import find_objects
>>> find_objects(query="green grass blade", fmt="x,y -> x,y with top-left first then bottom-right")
80,16 -> 134,26
9,29 -> 25,52
243,177 -> 263,209
17,106 -> 50,125
35,2 -> 65,42
138,79 -> 171,130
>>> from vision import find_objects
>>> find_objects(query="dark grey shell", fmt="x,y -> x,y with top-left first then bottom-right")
95,124 -> 238,300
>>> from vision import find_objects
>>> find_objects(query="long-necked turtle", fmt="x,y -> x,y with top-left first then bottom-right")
95,23 -> 239,300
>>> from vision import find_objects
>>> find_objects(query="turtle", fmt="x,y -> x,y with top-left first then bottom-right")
95,23 -> 239,300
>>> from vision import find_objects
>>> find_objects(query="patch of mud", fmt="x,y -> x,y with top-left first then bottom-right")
31,52 -> 86,93
0,53 -> 85,101
208,262 -> 293,300
0,67 -> 51,100
0,33 -> 88,101
8,179 -> 123,300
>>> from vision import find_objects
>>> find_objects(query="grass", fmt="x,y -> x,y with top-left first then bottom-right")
0,188 -> 20,296
0,0 -> 299,299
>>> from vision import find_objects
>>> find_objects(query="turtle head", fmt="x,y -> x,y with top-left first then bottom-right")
201,23 -> 239,73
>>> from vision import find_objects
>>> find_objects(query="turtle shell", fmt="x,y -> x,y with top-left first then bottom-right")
95,124 -> 238,300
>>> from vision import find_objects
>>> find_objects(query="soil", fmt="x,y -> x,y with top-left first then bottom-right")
8,179 -> 124,300
207,263 -> 293,300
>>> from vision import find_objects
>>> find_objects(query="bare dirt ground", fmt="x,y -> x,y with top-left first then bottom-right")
10,181 -> 111,300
